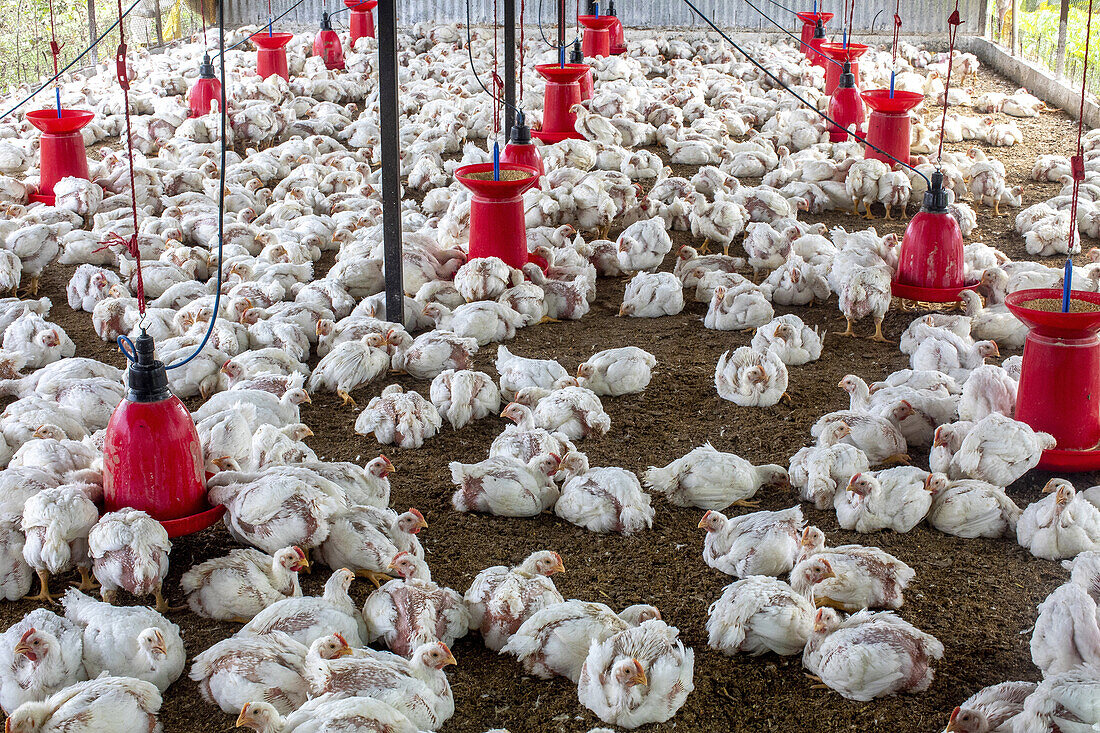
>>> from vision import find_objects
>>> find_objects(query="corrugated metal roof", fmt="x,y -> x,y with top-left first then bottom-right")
227,0 -> 983,37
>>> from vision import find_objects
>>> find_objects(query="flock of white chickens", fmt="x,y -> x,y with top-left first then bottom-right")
0,13 -> 1096,733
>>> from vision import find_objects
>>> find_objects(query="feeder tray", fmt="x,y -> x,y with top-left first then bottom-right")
795,11 -> 833,57
533,63 -> 588,143
891,280 -> 979,303
578,14 -> 618,58
27,109 -> 95,205
456,162 -> 540,271
861,89 -> 925,114
254,32 -> 294,80
345,0 -> 378,43
820,42 -> 868,94
1006,288 -> 1100,471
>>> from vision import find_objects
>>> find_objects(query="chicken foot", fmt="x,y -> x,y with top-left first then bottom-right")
337,389 -> 358,407
538,316 -> 562,325
18,276 -> 40,298
730,499 -> 760,508
74,566 -> 98,592
25,570 -> 58,604
869,318 -> 892,343
879,453 -> 911,467
154,585 -> 187,614
836,318 -> 859,338
803,673 -> 831,690
994,200 -> 1003,216
357,569 -> 394,589
698,238 -> 711,255
812,595 -> 851,612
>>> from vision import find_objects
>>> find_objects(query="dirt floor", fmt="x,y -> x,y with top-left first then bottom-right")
1,63 -> 1095,733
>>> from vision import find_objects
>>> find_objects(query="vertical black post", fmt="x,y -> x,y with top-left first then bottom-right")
504,0 -> 516,133
377,0 -> 404,326
558,0 -> 566,59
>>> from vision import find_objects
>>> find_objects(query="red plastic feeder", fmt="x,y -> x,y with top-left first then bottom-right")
608,0 -> 626,54
455,162 -> 540,270
501,112 -> 544,176
579,15 -> 617,58
828,63 -> 865,142
820,42 -> 868,95
1006,288 -> 1100,471
532,63 -> 588,143
808,21 -> 829,68
103,333 -> 222,538
188,54 -> 223,117
796,11 -> 833,58
26,108 -> 94,206
570,40 -> 595,101
862,89 -> 922,169
892,171 -> 977,303
254,32 -> 293,80
314,12 -> 345,71
345,0 -> 377,44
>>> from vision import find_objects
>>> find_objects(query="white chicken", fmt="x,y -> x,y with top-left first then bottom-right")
699,506 -> 805,578
555,466 -> 654,535
792,527 -> 915,611
449,454 -> 561,517
464,550 -> 565,652
181,546 -> 307,621
1018,479 -> 1100,560
3,675 -> 162,733
20,483 -> 100,602
87,509 -> 173,613
836,469 -> 943,533
429,368 -> 501,429
751,314 -> 824,365
354,384 -> 443,449
789,422 -> 871,510
928,478 -> 1022,539
190,632 -> 309,715
575,346 -> 656,397
495,345 -> 568,401
239,568 -> 366,647
714,346 -> 788,407
644,443 -> 788,511
0,608 -> 86,714
619,271 -> 684,317
706,576 -> 814,656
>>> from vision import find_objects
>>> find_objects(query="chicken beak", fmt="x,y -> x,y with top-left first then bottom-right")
335,646 -> 355,658
383,456 -> 396,474
235,705 -> 251,728
13,642 -> 32,659
630,662 -> 648,687
32,426 -> 47,439
442,651 -> 458,667
1041,479 -> 1059,494
302,427 -> 315,438
945,707 -> 961,732
301,394 -> 312,404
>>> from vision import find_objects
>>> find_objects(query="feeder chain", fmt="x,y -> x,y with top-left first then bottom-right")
681,0 -> 930,186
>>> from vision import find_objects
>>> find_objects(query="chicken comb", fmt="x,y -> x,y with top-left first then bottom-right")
948,708 -> 960,723
292,546 -> 307,560
409,508 -> 425,522
18,628 -> 35,643
333,633 -> 349,647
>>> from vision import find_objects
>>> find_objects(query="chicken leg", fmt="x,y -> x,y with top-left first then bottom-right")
994,200 -> 1003,217
813,595 -> 851,612
538,316 -> 562,325
74,566 -> 98,592
698,238 -> 711,255
880,453 -> 911,466
863,203 -> 875,220
730,499 -> 760,508
883,204 -> 893,221
154,584 -> 186,614
25,569 -> 57,604
337,390 -> 357,407
869,318 -> 892,343
836,318 -> 858,338
851,197 -> 861,217
357,569 -> 394,589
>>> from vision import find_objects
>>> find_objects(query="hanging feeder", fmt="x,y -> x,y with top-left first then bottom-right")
103,332 -> 224,538
827,62 -> 864,142
314,11 -> 345,70
255,32 -> 294,79
891,171 -> 976,302
455,162 -> 541,270
501,111 -> 544,176
571,39 -> 594,101
820,41 -> 867,95
578,14 -> 617,58
795,10 -> 833,58
345,0 -> 377,44
27,109 -> 94,205
1005,289 -> 1100,471
532,62 -> 588,142
861,89 -> 921,168
188,52 -> 223,116
607,0 -> 626,54
808,20 -> 829,68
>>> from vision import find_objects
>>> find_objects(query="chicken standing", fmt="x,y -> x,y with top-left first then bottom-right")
87,509 -> 173,613
20,483 -> 100,602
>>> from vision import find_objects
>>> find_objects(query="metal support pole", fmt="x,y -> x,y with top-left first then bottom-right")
1010,0 -> 1019,57
377,0 -> 404,326
504,0 -> 516,133
558,0 -> 566,64
87,0 -> 98,62
1055,0 -> 1070,77
153,0 -> 164,46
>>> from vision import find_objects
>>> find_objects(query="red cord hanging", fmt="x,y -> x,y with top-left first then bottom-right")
198,0 -> 208,45
936,0 -> 963,162
891,0 -> 902,63
102,0 -> 146,313
46,0 -> 62,77
1066,0 -> 1094,255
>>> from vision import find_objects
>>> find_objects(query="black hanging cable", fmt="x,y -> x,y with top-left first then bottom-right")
758,0 -> 797,14
467,0 -> 521,117
536,0 -> 579,49
216,0 -> 311,56
681,0 -> 931,185
741,0 -> 843,68
0,0 -> 143,123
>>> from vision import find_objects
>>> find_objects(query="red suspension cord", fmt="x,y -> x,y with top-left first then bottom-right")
1067,0 -> 1094,257
936,0 -> 963,162
104,0 -> 146,313
891,0 -> 902,63
199,0 -> 208,45
46,0 -> 62,78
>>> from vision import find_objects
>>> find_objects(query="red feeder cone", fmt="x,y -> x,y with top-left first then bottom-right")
828,63 -> 865,142
254,32 -> 293,80
1006,288 -> 1100,471
795,11 -> 833,58
314,12 -> 345,71
456,162 -> 540,270
571,40 -> 594,101
579,14 -> 617,58
892,172 -> 976,303
820,42 -> 868,95
808,21 -> 829,68
27,108 -> 94,206
501,111 -> 544,176
345,0 -> 377,44
188,54 -> 223,117
608,0 -> 626,55
862,89 -> 922,169
532,63 -> 588,143
103,332 -> 223,538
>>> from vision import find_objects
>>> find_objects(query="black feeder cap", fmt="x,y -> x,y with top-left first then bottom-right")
126,331 -> 170,403
586,0 -> 597,13
813,20 -> 826,38
510,110 -> 532,145
571,38 -> 583,64
924,171 -> 950,213
198,53 -> 216,79
320,11 -> 333,30
838,61 -> 856,89
608,0 -> 617,17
